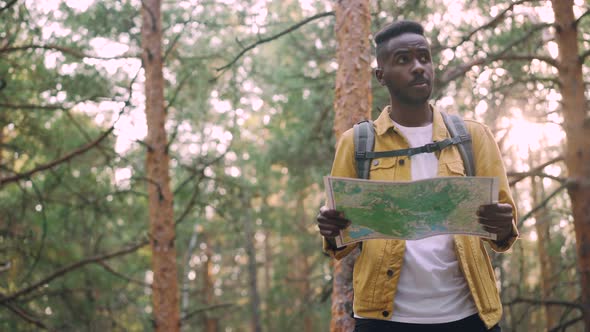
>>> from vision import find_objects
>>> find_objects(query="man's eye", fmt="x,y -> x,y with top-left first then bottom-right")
396,56 -> 409,64
419,54 -> 431,62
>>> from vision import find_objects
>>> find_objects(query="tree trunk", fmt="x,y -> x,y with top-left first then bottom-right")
529,151 -> 557,330
181,224 -> 199,332
141,1 -> 181,331
245,216 -> 262,332
201,234 -> 218,332
295,193 -> 313,332
263,228 -> 272,331
332,0 -> 372,331
550,1 -> 590,330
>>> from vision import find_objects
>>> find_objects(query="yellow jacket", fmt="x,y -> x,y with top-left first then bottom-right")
323,106 -> 518,329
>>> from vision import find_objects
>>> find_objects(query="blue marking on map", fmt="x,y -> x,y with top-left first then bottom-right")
349,227 -> 373,238
430,224 -> 448,232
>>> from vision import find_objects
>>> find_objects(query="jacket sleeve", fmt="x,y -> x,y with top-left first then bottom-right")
468,121 -> 519,252
322,129 -> 359,259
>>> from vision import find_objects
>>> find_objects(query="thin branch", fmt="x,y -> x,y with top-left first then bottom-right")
0,44 -> 138,60
163,30 -> 183,63
517,182 -> 568,228
580,48 -> 590,63
505,297 -> 584,309
548,315 -> 584,332
0,127 -> 114,187
174,171 -> 206,226
20,180 -> 48,284
97,261 -> 152,287
574,8 -> 590,27
0,0 -> 18,14
216,11 -> 334,72
0,103 -> 68,110
3,302 -> 52,331
440,23 -> 556,84
508,155 -> 564,186
507,171 -> 565,185
0,239 -> 148,304
180,303 -> 235,322
164,70 -> 193,113
444,0 -> 543,51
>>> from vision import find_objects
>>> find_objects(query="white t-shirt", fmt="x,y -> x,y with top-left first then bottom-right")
357,120 -> 477,323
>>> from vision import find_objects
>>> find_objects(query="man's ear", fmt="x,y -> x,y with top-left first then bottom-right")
375,68 -> 384,86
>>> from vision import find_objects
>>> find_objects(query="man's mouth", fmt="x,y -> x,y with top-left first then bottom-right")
410,79 -> 429,87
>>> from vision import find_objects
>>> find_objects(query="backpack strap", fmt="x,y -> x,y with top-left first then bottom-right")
353,120 -> 375,179
440,112 -> 476,176
362,135 -> 466,159
352,113 -> 475,178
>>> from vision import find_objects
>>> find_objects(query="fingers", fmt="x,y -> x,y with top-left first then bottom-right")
317,207 -> 350,238
476,204 -> 514,241
477,203 -> 512,216
318,223 -> 344,237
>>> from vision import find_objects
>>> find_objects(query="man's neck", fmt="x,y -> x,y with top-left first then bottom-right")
388,100 -> 432,127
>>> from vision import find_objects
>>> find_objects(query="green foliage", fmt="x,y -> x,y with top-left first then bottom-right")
1,0 -> 587,331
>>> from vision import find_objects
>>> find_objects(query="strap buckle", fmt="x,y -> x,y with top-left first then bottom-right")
423,142 -> 439,153
458,134 -> 471,142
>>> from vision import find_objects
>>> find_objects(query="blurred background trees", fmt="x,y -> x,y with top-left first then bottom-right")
0,0 -> 588,331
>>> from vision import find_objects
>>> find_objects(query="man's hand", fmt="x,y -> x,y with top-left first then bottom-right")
477,203 -> 514,243
316,206 -> 351,238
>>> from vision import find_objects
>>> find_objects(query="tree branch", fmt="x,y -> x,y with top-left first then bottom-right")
97,261 -> 152,287
440,23 -> 556,84
0,127 -> 114,187
507,172 -> 565,185
0,103 -> 68,110
574,8 -> 590,27
505,297 -> 584,309
443,0 -> 544,51
580,48 -> 590,63
0,0 -> 18,14
0,44 -> 138,60
180,303 -> 235,322
508,155 -> 564,186
0,239 -> 148,304
216,11 -> 334,72
548,315 -> 584,332
3,302 -> 52,331
517,182 -> 568,228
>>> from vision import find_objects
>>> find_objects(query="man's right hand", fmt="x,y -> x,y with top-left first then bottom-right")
316,206 -> 351,238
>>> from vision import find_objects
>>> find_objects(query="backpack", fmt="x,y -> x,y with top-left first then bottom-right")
353,112 -> 475,179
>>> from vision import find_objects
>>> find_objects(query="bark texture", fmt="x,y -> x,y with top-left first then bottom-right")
245,216 -> 262,332
201,235 -> 218,332
530,152 -> 558,330
141,1 -> 181,331
551,1 -> 590,329
332,0 -> 372,330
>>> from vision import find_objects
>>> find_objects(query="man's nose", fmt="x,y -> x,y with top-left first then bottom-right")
411,59 -> 425,74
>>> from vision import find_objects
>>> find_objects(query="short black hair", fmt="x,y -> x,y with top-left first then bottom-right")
374,20 -> 425,45
374,20 -> 426,62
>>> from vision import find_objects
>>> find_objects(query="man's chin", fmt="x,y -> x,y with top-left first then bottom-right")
391,88 -> 431,105
400,95 -> 431,105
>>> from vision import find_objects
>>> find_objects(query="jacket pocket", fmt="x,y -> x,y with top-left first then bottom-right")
456,236 -> 501,314
368,157 -> 396,180
439,160 -> 465,177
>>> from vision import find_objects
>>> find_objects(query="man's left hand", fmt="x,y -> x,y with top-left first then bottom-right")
477,203 -> 514,243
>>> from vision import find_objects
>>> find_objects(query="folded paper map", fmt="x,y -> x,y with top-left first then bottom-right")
324,176 -> 499,247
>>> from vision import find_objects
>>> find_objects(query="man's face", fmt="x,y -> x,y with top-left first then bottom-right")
375,33 -> 434,105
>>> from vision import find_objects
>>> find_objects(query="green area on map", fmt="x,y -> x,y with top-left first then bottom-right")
326,176 -> 497,244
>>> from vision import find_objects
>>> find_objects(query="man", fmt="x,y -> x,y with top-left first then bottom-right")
316,20 -> 518,332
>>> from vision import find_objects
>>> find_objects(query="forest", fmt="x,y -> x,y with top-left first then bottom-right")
0,0 -> 589,331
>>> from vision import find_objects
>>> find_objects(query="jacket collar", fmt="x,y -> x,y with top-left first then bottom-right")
374,105 -> 449,142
